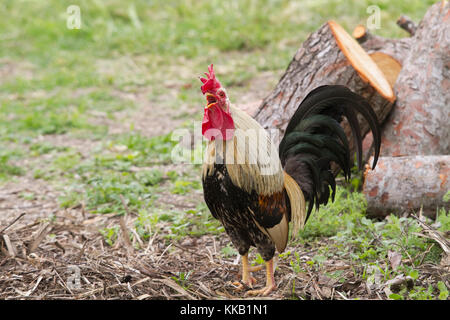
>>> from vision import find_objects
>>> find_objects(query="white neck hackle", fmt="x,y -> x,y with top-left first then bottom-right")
202,104 -> 284,195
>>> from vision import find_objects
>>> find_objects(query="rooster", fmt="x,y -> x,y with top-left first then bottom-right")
200,65 -> 380,296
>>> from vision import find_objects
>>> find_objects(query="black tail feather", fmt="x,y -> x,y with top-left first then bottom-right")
279,85 -> 381,220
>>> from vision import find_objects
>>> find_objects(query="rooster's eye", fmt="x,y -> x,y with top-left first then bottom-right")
218,91 -> 225,98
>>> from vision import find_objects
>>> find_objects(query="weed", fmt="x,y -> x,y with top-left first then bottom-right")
0,151 -> 24,179
172,271 -> 192,290
100,225 -> 120,246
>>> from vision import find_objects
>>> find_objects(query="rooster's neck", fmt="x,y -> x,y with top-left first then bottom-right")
202,105 -> 284,195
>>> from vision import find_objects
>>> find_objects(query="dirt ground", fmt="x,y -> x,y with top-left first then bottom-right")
0,167 -> 324,300
1,152 -> 446,301
0,195 -> 392,300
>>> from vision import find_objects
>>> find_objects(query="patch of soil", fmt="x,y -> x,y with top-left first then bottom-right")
0,178 -> 61,225
87,88 -> 198,138
0,59 -> 34,85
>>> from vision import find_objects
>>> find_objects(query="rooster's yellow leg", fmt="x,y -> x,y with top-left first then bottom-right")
233,253 -> 262,291
244,259 -> 276,296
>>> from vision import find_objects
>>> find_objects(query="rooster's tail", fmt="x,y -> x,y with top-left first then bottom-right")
279,85 -> 381,222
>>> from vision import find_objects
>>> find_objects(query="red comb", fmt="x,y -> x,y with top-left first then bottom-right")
200,64 -> 221,94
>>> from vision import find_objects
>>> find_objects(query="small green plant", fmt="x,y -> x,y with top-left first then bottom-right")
297,187 -> 367,240
100,226 -> 120,246
172,271 -> 192,290
443,190 -> 450,203
437,281 -> 449,300
162,205 -> 223,239
19,192 -> 35,201
254,253 -> 265,265
221,244 -> 237,258
0,151 -> 24,179
407,285 -> 435,300
289,252 -> 303,274
171,180 -> 201,195
136,169 -> 164,186
134,209 -> 158,240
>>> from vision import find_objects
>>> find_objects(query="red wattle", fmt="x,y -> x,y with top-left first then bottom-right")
202,106 -> 235,141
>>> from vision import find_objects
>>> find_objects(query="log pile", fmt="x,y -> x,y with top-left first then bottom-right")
245,1 -> 450,217
363,2 -> 450,217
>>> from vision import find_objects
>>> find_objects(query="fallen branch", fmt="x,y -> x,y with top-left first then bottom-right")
396,15 -> 417,36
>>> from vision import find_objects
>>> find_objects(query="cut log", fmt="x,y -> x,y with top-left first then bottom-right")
358,2 -> 450,218
368,52 -> 401,89
353,26 -> 411,66
363,156 -> 450,218
244,2 -> 449,219
380,2 -> 450,157
253,20 -> 400,152
351,26 -> 403,89
328,20 -> 395,102
352,25 -> 367,41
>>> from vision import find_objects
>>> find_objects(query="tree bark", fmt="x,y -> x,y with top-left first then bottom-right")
252,21 -> 406,157
363,156 -> 450,218
380,2 -> 450,157
360,2 -> 450,218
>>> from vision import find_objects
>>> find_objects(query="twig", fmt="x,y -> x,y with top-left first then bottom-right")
2,234 -> 17,257
311,278 -> 323,300
119,194 -> 135,216
157,278 -> 196,300
76,277 -> 151,299
155,243 -> 173,265
412,214 -> 450,254
53,268 -> 74,295
130,228 -> 144,248
172,242 -> 206,258
119,215 -> 134,254
0,212 -> 26,233
397,15 -> 417,36
330,287 -> 335,300
28,223 -> 51,254
11,221 -> 40,232
335,290 -> 349,300
15,276 -> 43,297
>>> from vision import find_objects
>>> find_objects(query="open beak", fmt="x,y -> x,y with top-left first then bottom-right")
205,93 -> 217,109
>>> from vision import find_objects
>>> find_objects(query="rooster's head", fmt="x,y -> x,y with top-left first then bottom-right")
200,64 -> 235,141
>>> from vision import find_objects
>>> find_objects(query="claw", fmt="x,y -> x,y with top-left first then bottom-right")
244,258 -> 276,296
232,276 -> 256,292
232,281 -> 245,292
243,276 -> 257,288
244,284 -> 276,297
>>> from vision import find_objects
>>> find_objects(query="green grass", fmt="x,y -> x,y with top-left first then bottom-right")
284,186 -> 449,300
0,150 -> 25,180
0,0 -> 445,299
